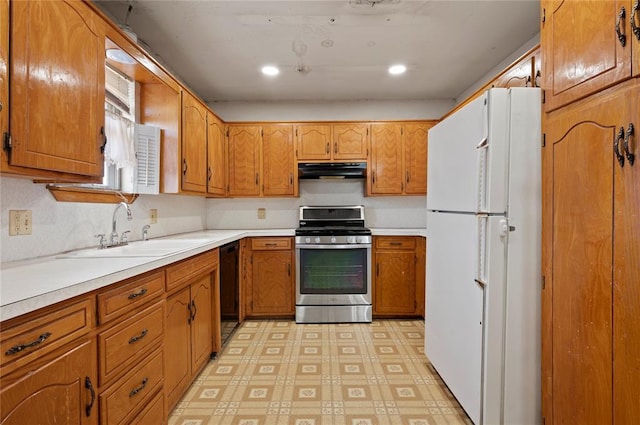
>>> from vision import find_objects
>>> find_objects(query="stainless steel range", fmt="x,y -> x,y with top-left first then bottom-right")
295,205 -> 372,323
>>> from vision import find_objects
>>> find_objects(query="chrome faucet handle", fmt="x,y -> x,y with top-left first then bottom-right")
120,230 -> 131,244
94,234 -> 107,249
142,225 -> 151,241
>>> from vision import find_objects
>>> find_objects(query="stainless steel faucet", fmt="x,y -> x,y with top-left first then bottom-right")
142,224 -> 151,241
110,202 -> 132,246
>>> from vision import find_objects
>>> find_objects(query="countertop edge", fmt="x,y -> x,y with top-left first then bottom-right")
1,228 -> 425,322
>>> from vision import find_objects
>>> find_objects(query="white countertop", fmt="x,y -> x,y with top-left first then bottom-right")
0,228 -> 424,322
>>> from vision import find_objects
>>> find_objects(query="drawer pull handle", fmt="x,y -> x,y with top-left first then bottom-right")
390,242 -> 403,246
128,329 -> 148,344
616,6 -> 627,47
5,332 -> 52,355
128,288 -> 148,300
85,377 -> 96,417
129,377 -> 148,398
632,0 -> 640,40
624,123 -> 635,165
265,243 -> 278,247
190,300 -> 197,322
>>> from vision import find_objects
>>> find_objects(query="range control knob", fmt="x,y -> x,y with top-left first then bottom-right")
305,237 -> 311,243
347,236 -> 356,244
356,236 -> 364,243
314,237 -> 321,243
330,236 -> 337,243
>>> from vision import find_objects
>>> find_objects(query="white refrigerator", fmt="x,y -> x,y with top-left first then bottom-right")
425,88 -> 541,425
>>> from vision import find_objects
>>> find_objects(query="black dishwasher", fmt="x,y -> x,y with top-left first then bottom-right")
219,241 -> 239,346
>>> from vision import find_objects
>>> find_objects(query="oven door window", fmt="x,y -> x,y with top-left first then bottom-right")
299,248 -> 368,294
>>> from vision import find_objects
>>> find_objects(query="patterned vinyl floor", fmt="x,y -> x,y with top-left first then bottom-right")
168,320 -> 472,425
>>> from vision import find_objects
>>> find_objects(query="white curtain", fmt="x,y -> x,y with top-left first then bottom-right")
104,111 -> 136,169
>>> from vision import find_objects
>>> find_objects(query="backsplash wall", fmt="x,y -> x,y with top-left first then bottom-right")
206,180 -> 426,229
0,177 -> 207,263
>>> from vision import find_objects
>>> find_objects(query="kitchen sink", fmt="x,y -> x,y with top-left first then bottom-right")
57,239 -> 209,259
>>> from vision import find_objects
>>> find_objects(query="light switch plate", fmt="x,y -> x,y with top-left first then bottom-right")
9,210 -> 32,236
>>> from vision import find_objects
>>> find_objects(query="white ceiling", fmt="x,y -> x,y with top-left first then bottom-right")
95,0 -> 540,103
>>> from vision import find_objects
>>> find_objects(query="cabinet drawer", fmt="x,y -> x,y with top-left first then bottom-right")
97,270 -> 165,324
100,348 -> 163,425
251,237 -> 292,250
165,249 -> 218,292
128,389 -> 164,425
0,298 -> 94,374
99,301 -> 164,386
375,237 -> 416,250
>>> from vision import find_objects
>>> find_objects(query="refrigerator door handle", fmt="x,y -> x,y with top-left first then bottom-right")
474,278 -> 487,288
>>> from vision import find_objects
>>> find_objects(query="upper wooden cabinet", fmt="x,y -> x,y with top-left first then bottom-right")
4,0 -> 105,180
296,123 -> 369,161
492,48 -> 539,89
207,112 -> 226,196
227,125 -> 261,197
0,0 -> 7,161
541,0 -> 637,111
227,123 -> 297,197
181,91 -> 208,193
369,122 -> 433,196
262,124 -> 296,196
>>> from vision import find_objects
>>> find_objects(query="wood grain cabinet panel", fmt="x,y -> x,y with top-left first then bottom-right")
227,125 -> 261,197
542,80 -> 639,425
372,236 -> 423,317
207,112 -> 226,196
332,123 -> 369,160
181,91 -> 208,193
541,0 -> 633,111
0,0 -> 6,161
0,338 -> 98,425
96,270 -> 165,324
99,349 -> 163,425
8,0 -> 105,178
245,237 -> 295,317
0,298 -> 94,376
296,124 -> 332,160
262,125 -> 295,196
369,122 -> 433,196
369,123 -> 404,195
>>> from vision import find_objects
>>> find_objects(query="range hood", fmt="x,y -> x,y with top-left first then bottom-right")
298,162 -> 367,179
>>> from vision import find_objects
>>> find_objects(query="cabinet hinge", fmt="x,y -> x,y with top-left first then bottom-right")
542,90 -> 546,104
542,275 -> 546,290
3,132 -> 11,152
542,134 -> 546,148
542,416 -> 546,425
250,255 -> 253,265
261,129 -> 264,137
541,8 -> 546,24
226,128 -> 230,137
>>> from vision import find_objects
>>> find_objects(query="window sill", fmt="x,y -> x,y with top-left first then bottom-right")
46,185 -> 139,204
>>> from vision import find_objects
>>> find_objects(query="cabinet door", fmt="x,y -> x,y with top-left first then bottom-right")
181,92 -> 207,193
369,123 -> 403,195
492,50 -> 535,88
1,339 -> 98,425
227,125 -> 261,197
403,123 -> 430,195
633,0 -> 640,79
612,88 -> 639,424
164,287 -> 191,411
542,86 -> 632,425
0,0 -> 6,149
207,112 -> 226,196
190,275 -> 212,374
10,0 -> 105,176
296,124 -> 331,160
262,124 -> 295,196
332,123 -> 369,160
250,250 -> 294,315
541,0 -> 632,111
374,251 -> 416,315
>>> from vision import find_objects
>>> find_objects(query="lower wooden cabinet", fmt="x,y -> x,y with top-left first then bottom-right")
244,237 -> 295,317
0,338 -> 99,425
164,257 -> 215,412
373,236 -> 425,317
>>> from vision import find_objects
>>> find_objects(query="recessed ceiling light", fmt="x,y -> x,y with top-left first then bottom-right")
388,64 -> 407,75
261,65 -> 280,76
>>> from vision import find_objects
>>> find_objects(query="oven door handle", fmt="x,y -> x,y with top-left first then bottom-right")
296,244 -> 371,250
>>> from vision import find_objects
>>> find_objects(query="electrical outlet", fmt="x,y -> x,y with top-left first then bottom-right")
257,208 -> 266,219
150,209 -> 158,224
9,210 -> 32,236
